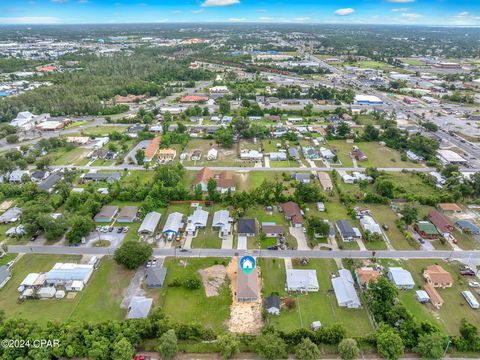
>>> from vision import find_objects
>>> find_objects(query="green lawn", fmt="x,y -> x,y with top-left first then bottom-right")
0,255 -> 134,323
49,147 -> 90,166
401,259 -> 480,335
348,60 -> 397,71
191,227 -> 222,249
70,258 -> 134,322
246,171 -> 284,190
368,204 -> 419,250
262,259 -> 374,337
158,257 -> 232,332
81,125 -> 128,136
0,253 -> 17,266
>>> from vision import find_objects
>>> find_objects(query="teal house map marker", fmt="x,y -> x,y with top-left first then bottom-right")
240,256 -> 256,276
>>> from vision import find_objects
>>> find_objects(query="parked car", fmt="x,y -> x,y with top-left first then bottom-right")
151,259 -> 157,267
117,227 -> 123,233
460,267 -> 476,276
123,226 -> 129,233
146,260 -> 152,268
468,281 -> 480,288
108,226 -> 113,232
30,233 -> 39,242
382,224 -> 389,231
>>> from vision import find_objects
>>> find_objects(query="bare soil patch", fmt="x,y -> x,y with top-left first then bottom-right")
198,265 -> 227,297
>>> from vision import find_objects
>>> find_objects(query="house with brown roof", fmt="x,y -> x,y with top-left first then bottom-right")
423,265 -> 453,289
317,172 -> 333,191
423,283 -> 444,309
236,264 -> 259,302
144,137 -> 161,162
192,167 -> 236,193
438,203 -> 462,213
262,225 -> 285,238
354,267 -> 381,288
114,94 -> 146,104
428,210 -> 454,234
280,202 -> 304,227
158,148 -> 177,162
180,95 -> 209,103
350,146 -> 368,161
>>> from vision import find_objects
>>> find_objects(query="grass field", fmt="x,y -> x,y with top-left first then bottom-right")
401,59 -> 425,66
261,258 -> 374,337
80,125 -> 128,136
270,160 -> 299,168
49,147 -> 91,166
246,171 -> 284,190
347,60 -> 396,71
158,257 -> 232,332
0,255 -> 131,323
401,259 -> 480,335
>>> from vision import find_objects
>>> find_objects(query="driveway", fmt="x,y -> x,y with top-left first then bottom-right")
120,266 -> 146,309
222,234 -> 233,249
83,228 -> 126,248
184,234 -> 194,249
264,156 -> 270,168
289,227 -> 309,250
237,235 -> 247,250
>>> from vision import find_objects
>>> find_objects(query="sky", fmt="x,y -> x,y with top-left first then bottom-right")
0,0 -> 479,26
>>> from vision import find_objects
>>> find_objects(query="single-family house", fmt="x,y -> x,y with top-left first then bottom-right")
0,207 -> 22,224
414,221 -> 440,239
9,170 -> 28,184
138,212 -> 162,237
81,172 -> 121,183
360,216 -> 382,236
240,149 -> 263,161
158,148 -> 177,162
292,173 -> 311,183
336,220 -> 358,242
145,267 -> 167,288
192,167 -> 236,193
270,152 -> 287,161
320,147 -> 335,160
144,137 -> 161,162
351,146 -> 367,161
427,211 -> 454,234
281,202 -> 304,227
423,283 -> 444,309
332,269 -> 361,309
236,265 -> 259,302
302,147 -> 319,160
317,172 -> 333,191
207,148 -> 218,161
265,295 -> 281,315
31,170 -> 49,183
262,224 -> 285,238
0,265 -> 11,289
438,203 -> 462,214
355,267 -> 381,288
423,265 -> 453,288
94,205 -> 118,223
286,269 -> 319,292
162,212 -> 184,239
288,147 -> 300,160
339,170 -> 355,184
185,207 -> 209,235
237,218 -> 256,237
212,210 -> 232,236
38,173 -> 62,194
387,267 -> 415,290
191,150 -> 202,161
127,296 -> 153,319
455,220 -> 480,235
117,206 -> 138,223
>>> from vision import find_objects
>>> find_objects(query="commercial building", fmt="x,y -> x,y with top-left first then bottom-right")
436,150 -> 468,166
353,95 -> 384,106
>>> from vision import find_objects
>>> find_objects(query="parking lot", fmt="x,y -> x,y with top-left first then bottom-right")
83,226 -> 128,248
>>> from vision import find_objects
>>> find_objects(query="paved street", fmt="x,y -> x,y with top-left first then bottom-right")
7,244 -> 480,260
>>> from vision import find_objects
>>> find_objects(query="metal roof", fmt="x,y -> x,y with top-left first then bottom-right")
138,212 -> 161,235
331,269 -> 361,308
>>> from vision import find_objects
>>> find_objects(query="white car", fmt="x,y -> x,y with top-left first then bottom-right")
468,281 -> 480,288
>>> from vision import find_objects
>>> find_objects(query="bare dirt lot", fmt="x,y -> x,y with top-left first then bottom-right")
226,257 -> 263,334
198,264 -> 227,297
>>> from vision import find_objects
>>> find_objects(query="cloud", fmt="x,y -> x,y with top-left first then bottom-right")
51,0 -> 68,3
192,9 -> 204,14
391,8 -> 410,12
334,8 -> 355,16
228,17 -> 246,22
401,13 -> 423,19
0,16 -> 59,24
258,17 -> 273,21
171,10 -> 182,14
385,0 -> 415,3
256,9 -> 267,13
201,0 -> 240,8
456,11 -> 470,18
293,17 -> 311,22
78,0 -> 88,3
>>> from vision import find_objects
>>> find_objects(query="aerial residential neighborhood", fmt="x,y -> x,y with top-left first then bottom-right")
1,2 -> 480,359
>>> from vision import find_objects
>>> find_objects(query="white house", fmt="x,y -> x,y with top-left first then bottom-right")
360,216 -> 382,236
388,267 -> 415,290
269,152 -> 287,161
331,269 -> 361,309
286,269 -> 319,292
162,212 -> 184,240
212,210 -> 232,236
207,148 -> 218,160
185,207 -> 209,235
240,150 -> 263,160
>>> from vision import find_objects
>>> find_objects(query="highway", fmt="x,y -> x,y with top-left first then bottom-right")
7,245 -> 480,260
